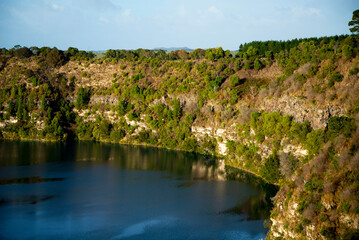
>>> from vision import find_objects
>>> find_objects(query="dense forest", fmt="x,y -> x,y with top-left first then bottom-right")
0,33 -> 359,239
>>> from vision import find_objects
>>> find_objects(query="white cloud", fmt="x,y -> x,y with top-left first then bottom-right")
51,4 -> 64,11
208,6 -> 223,17
123,9 -> 131,17
99,17 -> 109,23
115,9 -> 138,24
179,6 -> 186,17
291,7 -> 321,17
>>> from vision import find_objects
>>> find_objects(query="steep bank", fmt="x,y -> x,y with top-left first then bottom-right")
0,36 -> 359,239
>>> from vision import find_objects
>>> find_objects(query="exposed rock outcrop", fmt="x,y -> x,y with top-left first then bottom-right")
259,95 -> 346,129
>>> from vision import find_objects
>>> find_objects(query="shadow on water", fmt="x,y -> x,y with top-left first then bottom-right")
222,166 -> 279,220
0,176 -> 65,185
0,195 -> 55,206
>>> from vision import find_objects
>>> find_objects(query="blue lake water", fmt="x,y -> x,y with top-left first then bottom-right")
0,141 -> 275,240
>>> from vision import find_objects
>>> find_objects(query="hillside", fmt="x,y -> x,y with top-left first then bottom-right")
0,35 -> 359,239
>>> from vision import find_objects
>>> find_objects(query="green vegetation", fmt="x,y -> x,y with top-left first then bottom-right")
0,32 -> 359,239
349,9 -> 359,34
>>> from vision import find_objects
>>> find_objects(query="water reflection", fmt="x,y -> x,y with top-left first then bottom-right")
224,166 -> 279,220
0,141 -> 276,240
0,141 -> 226,181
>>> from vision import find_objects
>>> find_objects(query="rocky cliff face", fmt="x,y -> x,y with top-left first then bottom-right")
259,95 -> 346,130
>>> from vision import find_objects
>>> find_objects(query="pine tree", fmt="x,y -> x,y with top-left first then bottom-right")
349,9 -> 359,34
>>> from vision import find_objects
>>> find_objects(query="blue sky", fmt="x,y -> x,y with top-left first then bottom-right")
0,0 -> 357,50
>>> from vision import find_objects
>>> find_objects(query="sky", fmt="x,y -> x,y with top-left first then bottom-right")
0,0 -> 358,51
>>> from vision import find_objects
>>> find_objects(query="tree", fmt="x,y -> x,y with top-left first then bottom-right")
41,94 -> 47,111
67,47 -> 79,57
172,98 -> 182,121
229,75 -> 240,87
7,100 -> 15,116
45,48 -> 66,67
118,100 -> 129,116
16,96 -> 23,120
261,150 -> 281,182
254,59 -> 262,70
14,47 -> 33,58
75,87 -> 90,109
348,9 -> 359,34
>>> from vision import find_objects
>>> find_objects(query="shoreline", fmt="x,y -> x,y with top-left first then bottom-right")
0,137 -> 278,186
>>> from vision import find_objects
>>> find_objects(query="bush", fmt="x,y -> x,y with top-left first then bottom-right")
327,72 -> 343,87
349,67 -> 359,76
288,121 -> 311,143
229,75 -> 240,87
137,129 -> 150,143
308,64 -> 319,77
294,74 -> 308,86
321,226 -> 337,239
45,49 -> 66,67
128,111 -> 139,121
110,128 -> 126,141
243,61 -> 251,70
75,87 -> 90,109
256,132 -> 265,143
261,150 -> 281,182
305,129 -> 325,157
29,76 -> 39,86
226,140 -> 236,155
254,59 -> 262,70
182,137 -> 198,152
118,100 -> 131,116
326,116 -> 356,140
201,136 -> 217,154
304,176 -> 323,192
342,45 -> 354,59
14,47 -> 33,58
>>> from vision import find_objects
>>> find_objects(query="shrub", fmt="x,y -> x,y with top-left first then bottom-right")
243,61 -> 251,70
110,128 -> 126,141
229,75 -> 240,87
254,59 -> 262,70
137,129 -> 150,143
256,132 -> 265,143
45,49 -> 66,67
326,116 -> 356,140
226,140 -> 236,155
308,64 -> 319,77
261,150 -> 281,182
342,45 -> 354,59
182,137 -> 198,152
75,87 -> 91,109
294,74 -> 308,86
305,129 -> 325,157
349,66 -> 359,76
14,47 -> 33,58
327,72 -> 343,87
304,176 -> 323,192
321,226 -> 337,239
201,136 -> 217,154
118,100 -> 130,116
128,111 -> 139,121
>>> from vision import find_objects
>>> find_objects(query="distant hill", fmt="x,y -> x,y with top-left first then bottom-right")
153,47 -> 193,52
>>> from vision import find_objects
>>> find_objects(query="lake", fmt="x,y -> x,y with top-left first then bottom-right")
0,141 -> 276,240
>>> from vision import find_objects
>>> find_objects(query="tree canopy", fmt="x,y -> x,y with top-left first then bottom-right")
349,9 -> 359,34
